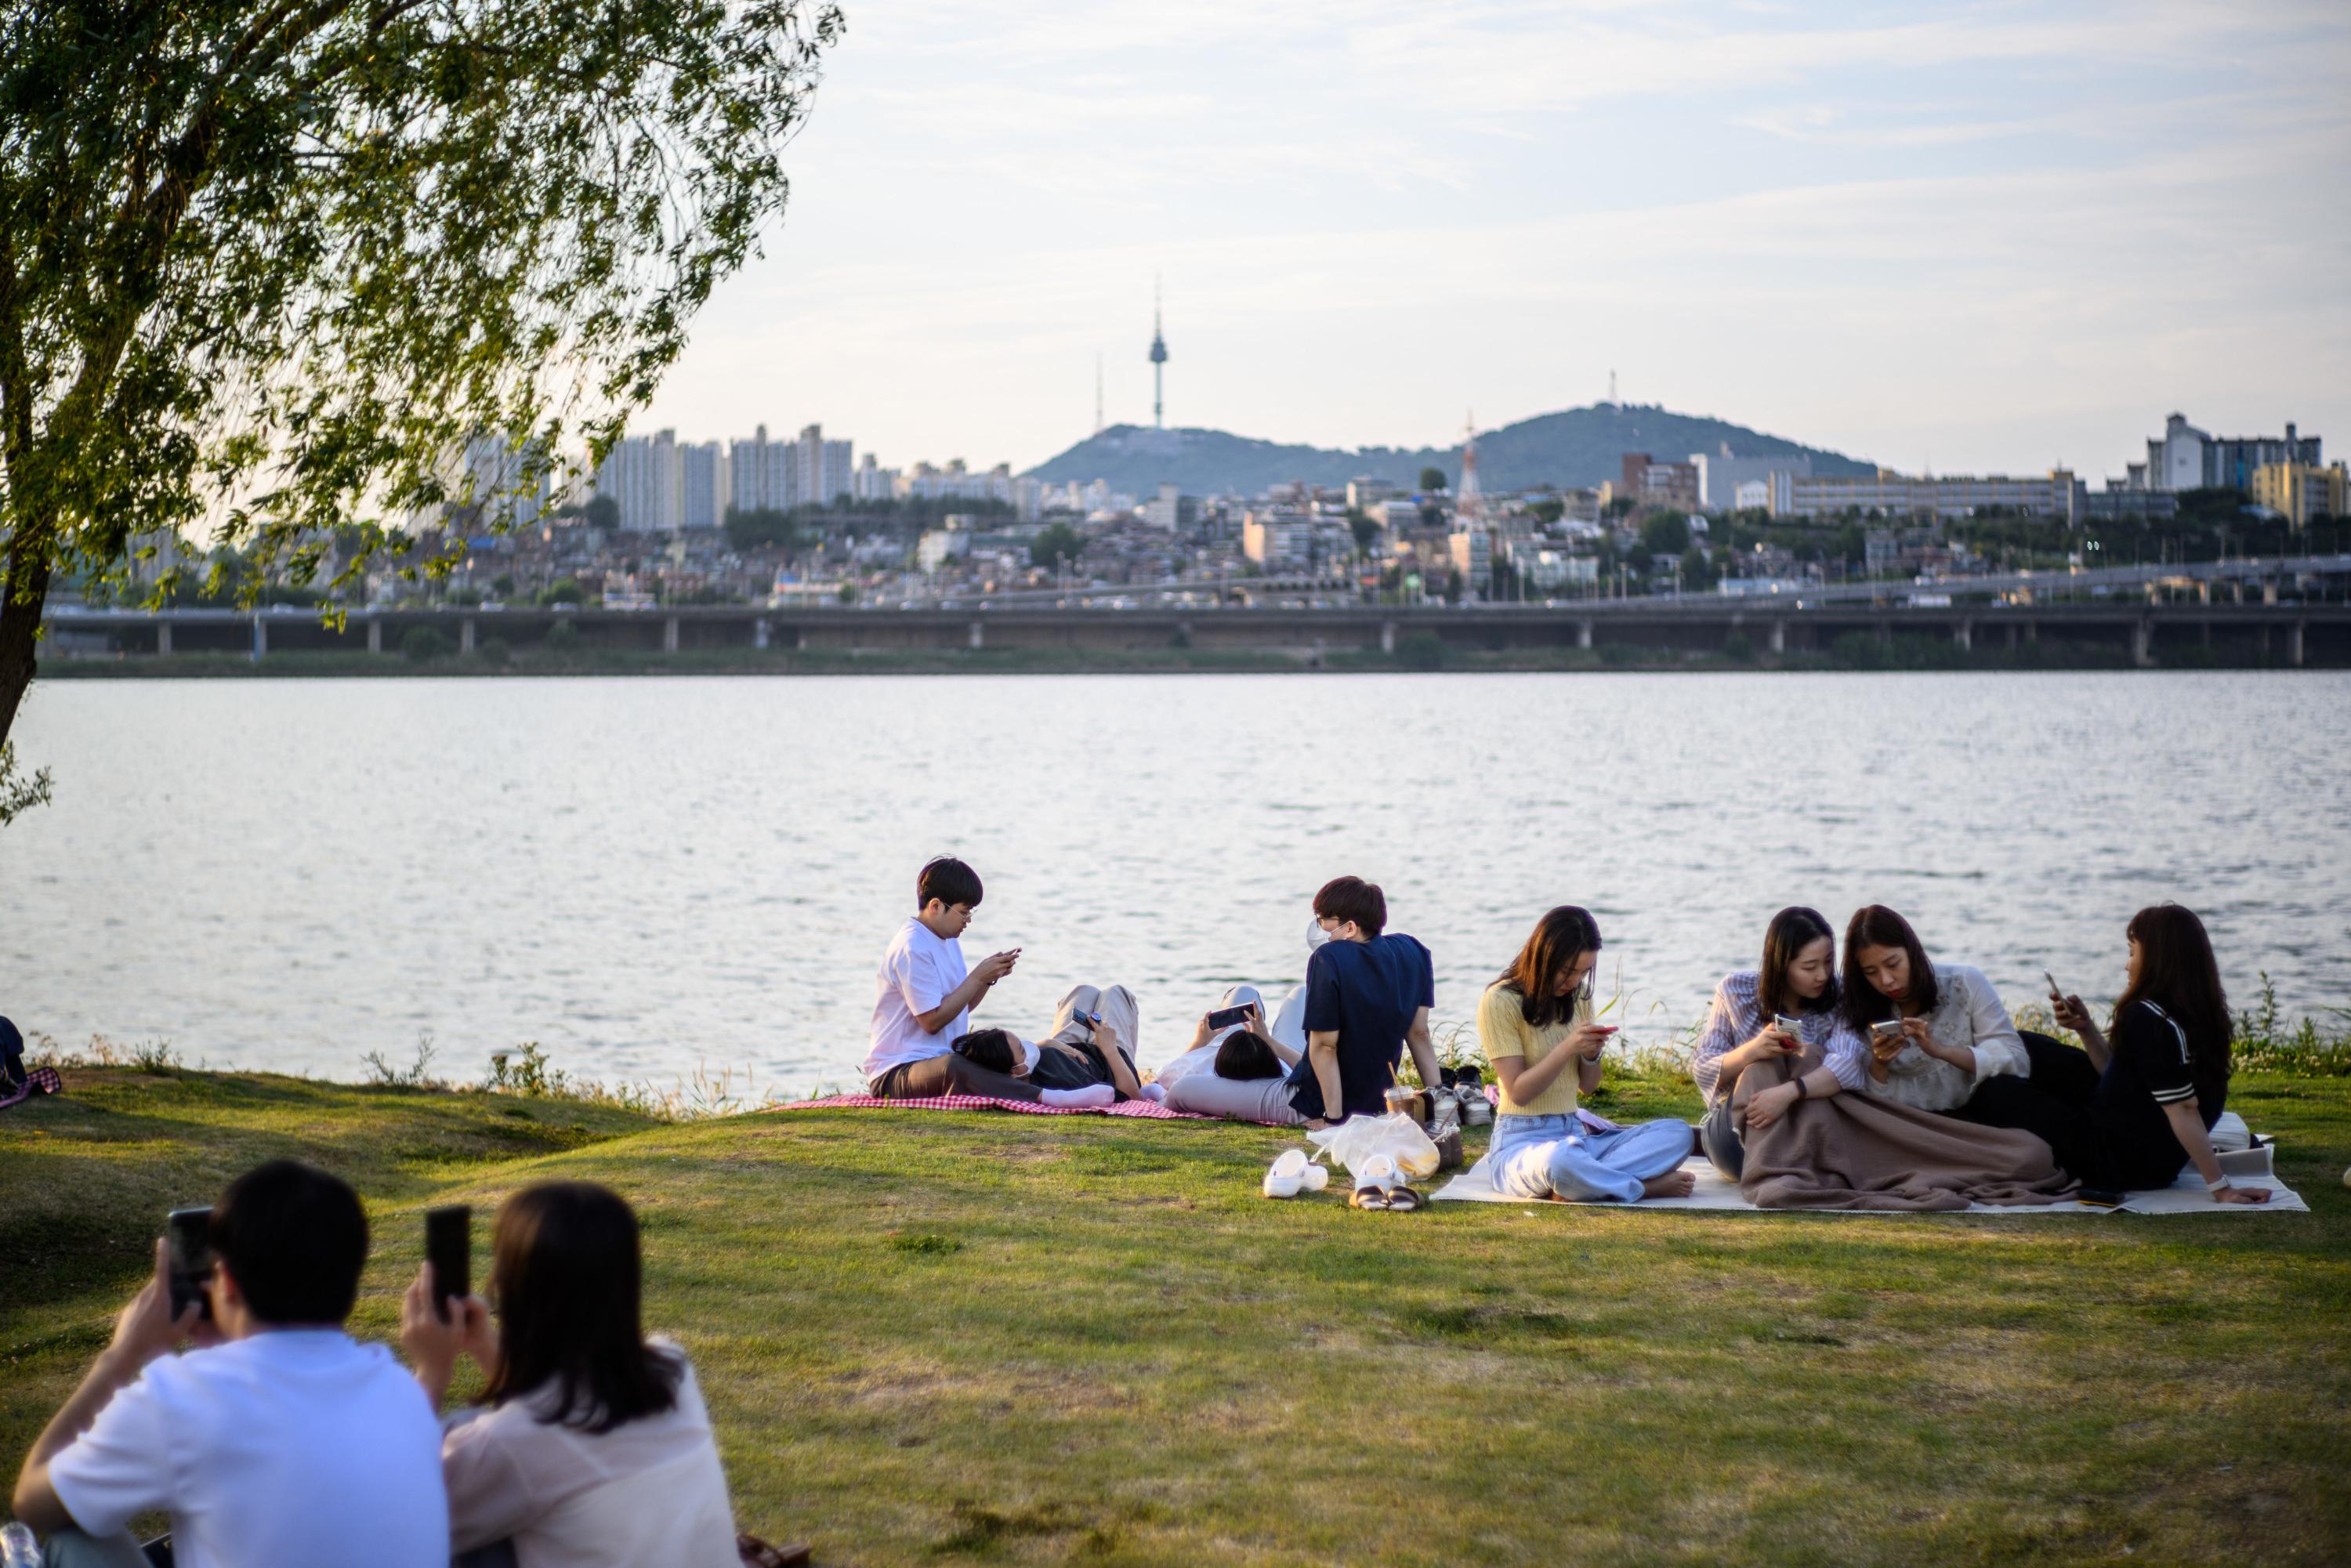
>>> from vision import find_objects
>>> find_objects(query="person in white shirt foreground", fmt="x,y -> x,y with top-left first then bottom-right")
12,1161 -> 447,1568
400,1180 -> 747,1568
862,856 -> 1114,1107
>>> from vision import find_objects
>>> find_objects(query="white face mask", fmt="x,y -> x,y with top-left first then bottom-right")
1306,916 -> 1331,951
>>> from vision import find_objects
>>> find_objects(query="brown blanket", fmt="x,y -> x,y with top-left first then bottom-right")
1731,1049 -> 2078,1210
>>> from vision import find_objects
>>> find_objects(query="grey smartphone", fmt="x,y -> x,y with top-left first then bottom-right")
1869,1019 -> 1906,1041
165,1207 -> 215,1322
2043,969 -> 2063,997
425,1205 -> 471,1320
1772,1013 -> 1803,1036
1205,1004 -> 1255,1031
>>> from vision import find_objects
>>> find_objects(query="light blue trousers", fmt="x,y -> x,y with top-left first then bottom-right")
1491,1113 -> 1695,1202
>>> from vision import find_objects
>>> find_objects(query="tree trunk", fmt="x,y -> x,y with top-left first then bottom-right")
0,546 -> 53,754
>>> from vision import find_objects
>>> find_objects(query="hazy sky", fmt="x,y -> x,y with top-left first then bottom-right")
638,0 -> 2351,481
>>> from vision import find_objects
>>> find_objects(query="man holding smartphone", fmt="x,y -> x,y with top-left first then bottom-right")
864,856 -> 1114,1106
10,1161 -> 448,1567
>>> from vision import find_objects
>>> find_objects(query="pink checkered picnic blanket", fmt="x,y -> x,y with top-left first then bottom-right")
777,1092 -> 1212,1121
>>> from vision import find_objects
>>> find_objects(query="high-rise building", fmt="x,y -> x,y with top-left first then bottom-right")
2250,462 -> 2348,527
594,429 -> 682,533
680,440 -> 730,530
2128,413 -> 2321,493
730,425 -> 795,515
460,433 -> 552,531
1689,446 -> 1812,512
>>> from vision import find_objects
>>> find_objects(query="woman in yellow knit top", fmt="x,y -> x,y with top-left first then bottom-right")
1479,906 -> 1698,1202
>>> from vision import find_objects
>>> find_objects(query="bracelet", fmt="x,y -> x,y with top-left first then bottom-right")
1791,1077 -> 1809,1099
2204,1174 -> 2231,1192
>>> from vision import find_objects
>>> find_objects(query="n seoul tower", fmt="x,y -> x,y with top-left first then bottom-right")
1148,276 -> 1168,429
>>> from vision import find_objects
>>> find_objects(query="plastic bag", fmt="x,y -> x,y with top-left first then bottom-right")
1308,1111 -> 1442,1182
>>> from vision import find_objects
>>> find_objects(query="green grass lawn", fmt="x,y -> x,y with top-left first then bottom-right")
5,1066 -> 2347,1565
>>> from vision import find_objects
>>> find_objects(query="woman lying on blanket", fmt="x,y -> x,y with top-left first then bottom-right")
1480,907 -> 1695,1202
1690,906 -> 1869,1180
1161,1029 -> 1307,1125
2041,904 -> 2269,1204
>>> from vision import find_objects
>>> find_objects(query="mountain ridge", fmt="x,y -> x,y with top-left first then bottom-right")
1023,403 -> 1876,497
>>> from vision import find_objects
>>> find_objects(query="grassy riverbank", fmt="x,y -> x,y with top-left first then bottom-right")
4,1066 -> 2346,1565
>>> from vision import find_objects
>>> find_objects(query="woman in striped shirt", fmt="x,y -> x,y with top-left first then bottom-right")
1691,906 -> 1868,1179
2045,904 -> 2269,1201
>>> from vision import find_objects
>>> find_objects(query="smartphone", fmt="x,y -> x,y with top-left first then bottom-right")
1205,1003 -> 1255,1031
425,1205 -> 471,1321
2075,1189 -> 2126,1208
2043,969 -> 2062,997
1870,1019 -> 1906,1041
165,1207 -> 215,1323
1773,1013 -> 1803,1036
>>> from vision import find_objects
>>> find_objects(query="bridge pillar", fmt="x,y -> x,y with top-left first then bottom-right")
754,618 -> 771,650
968,619 -> 984,650
662,617 -> 679,653
252,617 -> 266,658
1953,618 -> 1972,653
2132,616 -> 2155,668
2024,620 -> 2038,645
1577,619 -> 1593,650
1380,620 -> 1396,654
2288,621 -> 2306,668
367,618 -> 382,654
1768,621 -> 1784,655
2005,622 -> 2019,650
461,617 -> 476,655
156,621 -> 172,656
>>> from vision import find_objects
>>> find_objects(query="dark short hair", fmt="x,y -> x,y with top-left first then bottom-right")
1495,905 -> 1603,1030
1759,906 -> 1841,1019
211,1161 -> 368,1327
1313,876 -> 1386,938
951,1028 -> 1018,1074
1841,905 -> 1939,1031
917,856 -> 984,911
480,1182 -> 680,1433
1214,1030 -> 1283,1081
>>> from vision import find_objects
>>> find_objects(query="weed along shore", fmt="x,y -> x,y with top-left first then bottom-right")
5,1054 -> 2348,1564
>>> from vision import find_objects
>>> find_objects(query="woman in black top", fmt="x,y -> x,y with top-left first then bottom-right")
2042,904 -> 2269,1203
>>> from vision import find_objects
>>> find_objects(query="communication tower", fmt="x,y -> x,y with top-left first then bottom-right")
1148,277 -> 1168,429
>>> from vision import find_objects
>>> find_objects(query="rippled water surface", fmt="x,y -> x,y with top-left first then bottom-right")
5,672 -> 2346,1093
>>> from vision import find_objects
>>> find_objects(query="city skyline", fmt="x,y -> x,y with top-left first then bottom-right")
630,0 -> 2351,483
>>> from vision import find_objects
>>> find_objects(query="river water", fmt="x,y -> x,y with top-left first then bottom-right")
3,672 -> 2344,1095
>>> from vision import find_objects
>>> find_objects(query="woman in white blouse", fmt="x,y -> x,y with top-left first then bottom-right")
1840,905 -> 2069,1141
399,1182 -> 742,1568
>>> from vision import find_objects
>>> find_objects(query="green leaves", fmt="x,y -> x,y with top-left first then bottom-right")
0,0 -> 845,751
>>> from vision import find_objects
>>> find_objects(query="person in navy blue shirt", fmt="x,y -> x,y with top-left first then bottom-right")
1286,876 -> 1442,1126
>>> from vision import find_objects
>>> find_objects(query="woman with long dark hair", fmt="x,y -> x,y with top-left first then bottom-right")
1477,906 -> 1696,1202
1841,905 -> 2054,1132
399,1182 -> 744,1566
2044,905 -> 2269,1200
1690,907 -> 1868,1179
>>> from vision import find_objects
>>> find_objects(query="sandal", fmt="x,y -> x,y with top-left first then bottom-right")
1383,1184 -> 1423,1213
1351,1182 -> 1393,1211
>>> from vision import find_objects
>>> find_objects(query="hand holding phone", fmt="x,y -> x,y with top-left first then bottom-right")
165,1207 -> 216,1323
425,1206 -> 471,1324
1204,1003 -> 1255,1031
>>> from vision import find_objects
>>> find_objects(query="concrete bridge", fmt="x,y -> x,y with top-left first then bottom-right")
35,596 -> 2351,668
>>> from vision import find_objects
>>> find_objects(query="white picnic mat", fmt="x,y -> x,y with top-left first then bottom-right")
1432,1138 -> 2308,1215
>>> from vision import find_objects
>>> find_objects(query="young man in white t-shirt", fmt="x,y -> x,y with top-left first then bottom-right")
864,856 -> 1114,1106
12,1161 -> 449,1568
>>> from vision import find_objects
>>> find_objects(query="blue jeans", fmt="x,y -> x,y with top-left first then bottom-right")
1491,1113 -> 1694,1202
